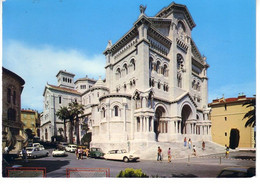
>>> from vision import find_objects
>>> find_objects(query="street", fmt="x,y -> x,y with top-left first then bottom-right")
3,149 -> 255,178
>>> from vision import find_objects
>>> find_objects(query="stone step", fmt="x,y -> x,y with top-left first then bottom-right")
137,141 -> 226,160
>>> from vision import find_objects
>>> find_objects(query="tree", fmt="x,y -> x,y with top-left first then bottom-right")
25,128 -> 35,140
68,102 -> 84,145
243,98 -> 256,127
81,120 -> 91,147
56,106 -> 70,142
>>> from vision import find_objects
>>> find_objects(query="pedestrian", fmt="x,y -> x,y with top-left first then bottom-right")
225,145 -> 229,158
4,146 -> 9,154
192,145 -> 197,156
79,147 -> 83,159
75,148 -> 79,160
22,147 -> 28,162
157,146 -> 162,161
188,138 -> 192,149
184,137 -> 187,147
167,148 -> 171,163
202,141 -> 205,151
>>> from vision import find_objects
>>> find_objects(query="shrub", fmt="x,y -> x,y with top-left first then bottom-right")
117,168 -> 148,178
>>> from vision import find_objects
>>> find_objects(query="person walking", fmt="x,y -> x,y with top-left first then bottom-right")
157,147 -> 162,161
167,148 -> 171,163
202,141 -> 205,151
225,145 -> 230,158
184,137 -> 187,147
188,138 -> 192,149
22,147 -> 28,162
75,148 -> 79,160
192,145 -> 197,156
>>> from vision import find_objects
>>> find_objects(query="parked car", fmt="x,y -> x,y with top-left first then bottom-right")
217,167 -> 255,177
104,149 -> 139,162
89,147 -> 104,158
65,144 -> 77,152
27,143 -> 41,148
52,149 -> 67,157
58,142 -> 68,150
19,147 -> 49,158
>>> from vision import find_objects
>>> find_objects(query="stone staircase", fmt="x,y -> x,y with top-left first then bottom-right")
134,141 -> 226,160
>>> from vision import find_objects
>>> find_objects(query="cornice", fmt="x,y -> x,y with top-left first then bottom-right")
155,2 -> 196,30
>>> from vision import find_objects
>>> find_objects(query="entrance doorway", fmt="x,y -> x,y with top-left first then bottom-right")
154,106 -> 166,141
181,105 -> 192,134
229,128 -> 240,149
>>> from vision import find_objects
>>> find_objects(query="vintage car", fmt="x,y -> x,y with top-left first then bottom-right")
89,147 -> 104,158
217,167 -> 255,177
65,144 -> 77,152
52,149 -> 67,157
20,147 -> 49,158
104,149 -> 139,162
57,142 -> 68,150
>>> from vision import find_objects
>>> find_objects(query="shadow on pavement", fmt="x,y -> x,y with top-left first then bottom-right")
171,173 -> 198,177
3,159 -> 70,177
233,156 -> 255,161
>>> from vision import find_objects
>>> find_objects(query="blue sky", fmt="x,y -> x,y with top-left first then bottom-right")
2,0 -> 256,112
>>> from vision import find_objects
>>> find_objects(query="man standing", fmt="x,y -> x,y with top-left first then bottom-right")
167,148 -> 171,163
22,147 -> 28,162
157,147 -> 162,161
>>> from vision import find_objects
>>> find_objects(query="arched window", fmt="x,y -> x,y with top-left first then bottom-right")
7,88 -> 11,103
158,82 -> 161,89
177,21 -> 186,33
177,54 -> 184,70
102,107 -> 106,118
123,63 -> 128,75
156,61 -> 160,73
114,105 -> 119,117
149,57 -> 153,71
131,59 -> 135,71
162,64 -> 168,76
116,68 -> 121,79
197,82 -> 201,91
192,80 -> 196,89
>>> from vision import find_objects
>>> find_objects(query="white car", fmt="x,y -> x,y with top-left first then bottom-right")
20,147 -> 49,158
65,144 -> 77,152
104,149 -> 140,162
52,149 -> 67,157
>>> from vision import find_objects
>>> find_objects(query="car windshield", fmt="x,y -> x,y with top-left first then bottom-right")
26,149 -> 33,151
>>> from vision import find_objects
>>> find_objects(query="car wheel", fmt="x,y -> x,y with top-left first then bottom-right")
46,152 -> 49,157
33,155 -> 37,159
123,157 -> 129,163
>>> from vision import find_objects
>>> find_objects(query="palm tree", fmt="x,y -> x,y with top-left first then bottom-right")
68,102 -> 84,145
243,97 -> 256,127
56,106 -> 70,142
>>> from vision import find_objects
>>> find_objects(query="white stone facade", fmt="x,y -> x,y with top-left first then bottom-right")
87,3 -> 211,152
41,3 -> 212,153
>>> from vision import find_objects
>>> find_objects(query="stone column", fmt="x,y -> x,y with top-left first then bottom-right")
178,121 -> 181,134
151,117 -> 154,132
123,103 -> 127,132
141,116 -> 143,132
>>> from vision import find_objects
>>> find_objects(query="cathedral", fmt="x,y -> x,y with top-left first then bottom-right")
41,2 -> 212,153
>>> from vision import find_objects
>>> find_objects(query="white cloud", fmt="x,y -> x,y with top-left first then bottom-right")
3,40 -> 106,112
